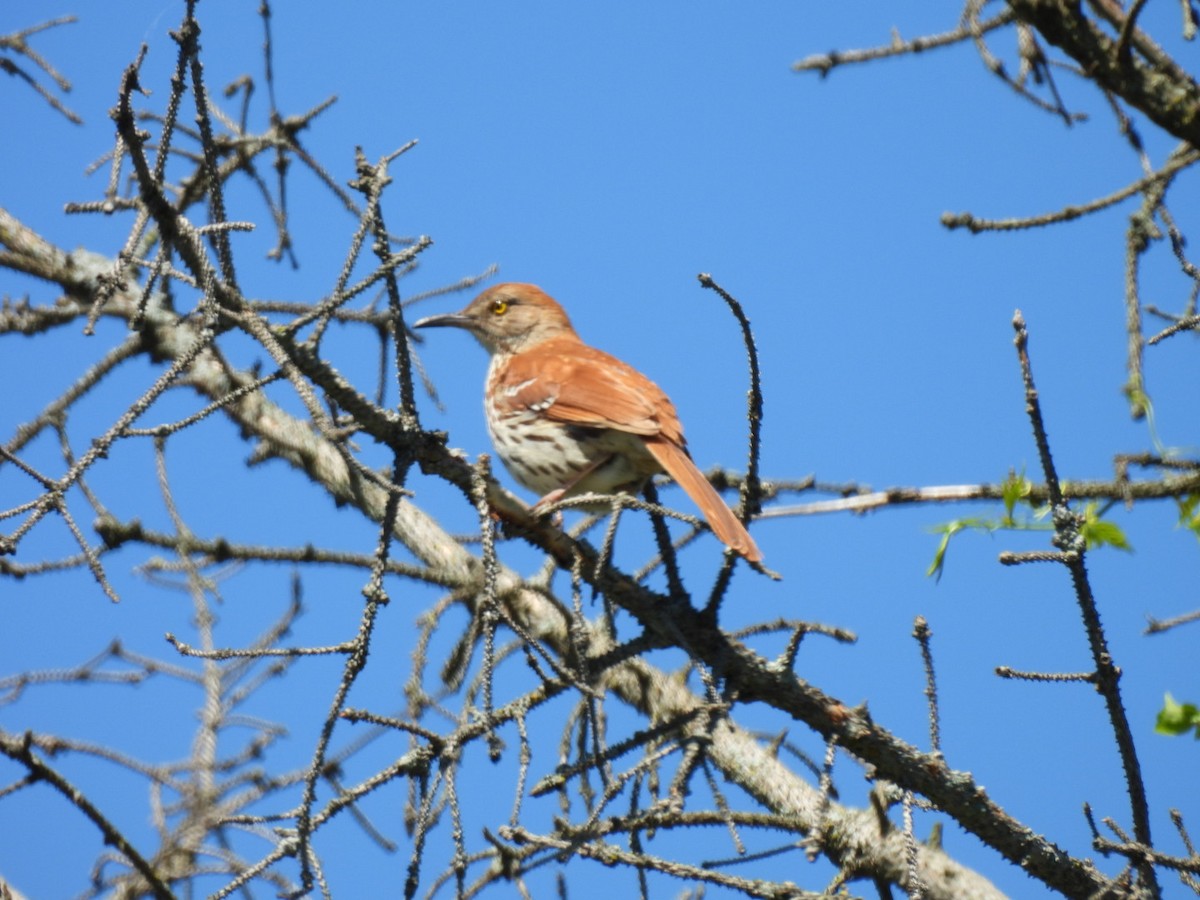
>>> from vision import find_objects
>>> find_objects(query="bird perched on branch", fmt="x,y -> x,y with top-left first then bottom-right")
415,282 -> 762,564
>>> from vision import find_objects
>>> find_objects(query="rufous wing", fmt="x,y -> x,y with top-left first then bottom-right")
498,338 -> 683,442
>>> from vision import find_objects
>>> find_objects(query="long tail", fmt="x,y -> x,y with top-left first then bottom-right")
644,439 -> 763,564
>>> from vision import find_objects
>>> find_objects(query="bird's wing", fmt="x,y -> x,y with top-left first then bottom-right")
495,339 -> 685,443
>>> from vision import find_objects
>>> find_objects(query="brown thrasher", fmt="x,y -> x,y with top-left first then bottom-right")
414,282 -> 763,563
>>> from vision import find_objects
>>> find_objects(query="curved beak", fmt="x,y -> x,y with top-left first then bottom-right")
413,311 -> 475,330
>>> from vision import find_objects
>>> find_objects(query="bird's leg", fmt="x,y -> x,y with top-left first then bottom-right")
530,455 -> 616,516
530,488 -> 567,515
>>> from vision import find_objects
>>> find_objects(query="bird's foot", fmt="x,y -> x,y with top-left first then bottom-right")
530,488 -> 566,518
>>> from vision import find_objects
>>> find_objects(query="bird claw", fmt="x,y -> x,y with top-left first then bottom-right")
531,491 -> 570,529
530,489 -> 566,518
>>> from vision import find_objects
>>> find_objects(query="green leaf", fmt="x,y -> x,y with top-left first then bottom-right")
1123,381 -> 1151,421
1000,470 -> 1032,524
926,517 -> 1011,581
1156,693 -> 1200,738
1081,519 -> 1132,551
1080,502 -> 1132,552
925,522 -> 958,583
1177,494 -> 1200,540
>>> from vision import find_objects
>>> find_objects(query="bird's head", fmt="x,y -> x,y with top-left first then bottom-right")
414,283 -> 578,355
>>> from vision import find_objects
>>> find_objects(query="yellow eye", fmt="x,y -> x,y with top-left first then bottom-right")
491,299 -> 509,316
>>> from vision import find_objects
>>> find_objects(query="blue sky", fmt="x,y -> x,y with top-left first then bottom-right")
2,3 -> 1197,898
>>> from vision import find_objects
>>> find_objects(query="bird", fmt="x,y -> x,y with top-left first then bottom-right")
414,282 -> 763,563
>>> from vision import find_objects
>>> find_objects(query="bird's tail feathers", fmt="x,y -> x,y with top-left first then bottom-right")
645,440 -> 763,564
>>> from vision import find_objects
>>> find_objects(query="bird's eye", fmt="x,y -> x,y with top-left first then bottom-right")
491,299 -> 509,316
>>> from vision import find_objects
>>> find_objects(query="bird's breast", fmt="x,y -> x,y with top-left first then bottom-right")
483,351 -> 664,500
483,399 -> 657,499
